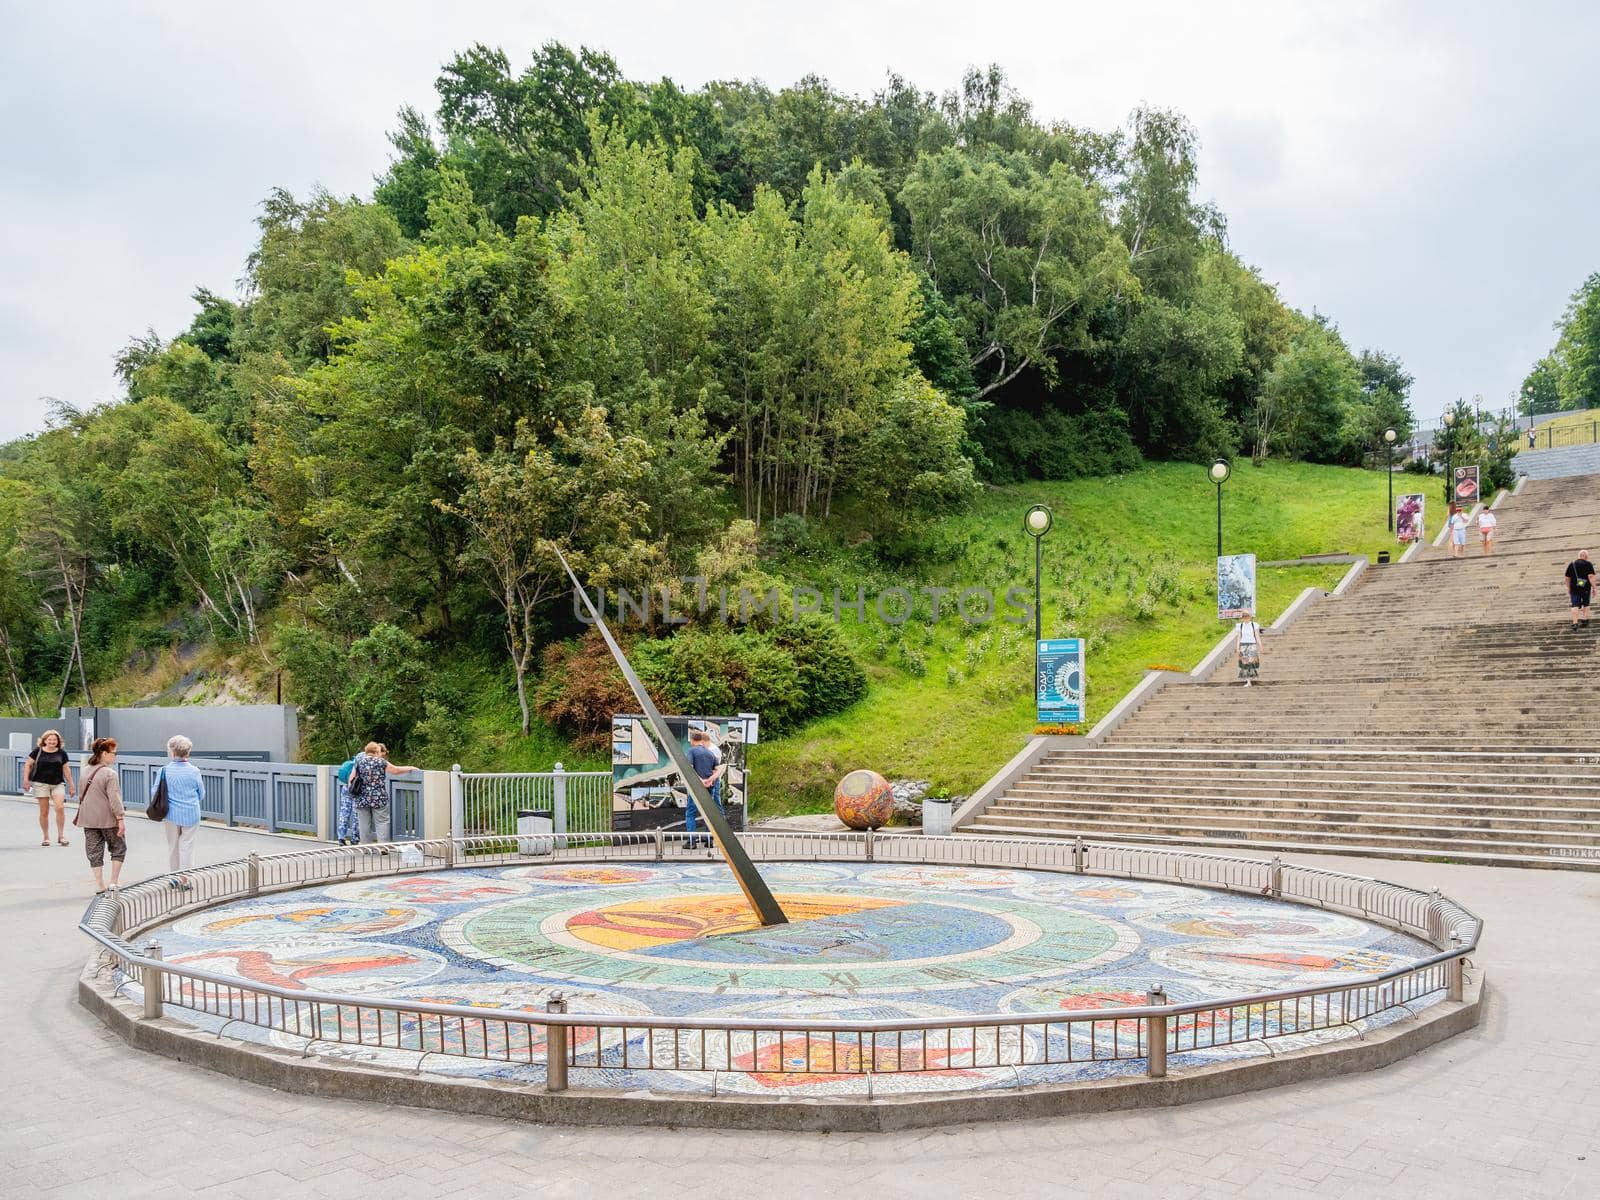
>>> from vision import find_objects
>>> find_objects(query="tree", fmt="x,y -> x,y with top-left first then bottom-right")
240,188 -> 410,366
703,166 -> 937,522
901,148 -> 1134,402
289,226 -> 569,629
1357,348 -> 1414,404
440,407 -> 652,734
1554,271 -> 1600,410
1255,322 -> 1363,464
1115,106 -> 1220,302
431,42 -> 641,227
0,481 -> 41,713
1520,355 -> 1563,416
1117,295 -> 1243,462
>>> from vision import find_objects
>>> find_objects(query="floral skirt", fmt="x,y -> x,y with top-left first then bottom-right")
1237,644 -> 1260,679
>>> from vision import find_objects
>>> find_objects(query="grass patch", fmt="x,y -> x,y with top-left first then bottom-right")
749,460 -> 1399,818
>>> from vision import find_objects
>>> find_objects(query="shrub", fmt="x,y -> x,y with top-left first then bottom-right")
533,632 -> 636,751
977,407 -> 1143,484
768,620 -> 868,718
536,621 -> 868,744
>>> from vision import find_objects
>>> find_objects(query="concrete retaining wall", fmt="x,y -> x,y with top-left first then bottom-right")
60,704 -> 299,760
77,965 -> 1483,1132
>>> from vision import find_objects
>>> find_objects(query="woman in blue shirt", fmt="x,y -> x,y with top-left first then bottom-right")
155,734 -> 206,890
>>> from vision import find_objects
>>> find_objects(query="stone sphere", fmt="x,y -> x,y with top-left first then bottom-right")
834,769 -> 895,830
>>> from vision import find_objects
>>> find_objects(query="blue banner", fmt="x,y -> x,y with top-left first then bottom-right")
1036,638 -> 1084,724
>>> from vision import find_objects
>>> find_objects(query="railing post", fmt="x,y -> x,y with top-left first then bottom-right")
865,828 -> 875,861
142,943 -> 164,1020
653,829 -> 664,862
545,994 -> 568,1093
247,852 -> 260,896
1269,856 -> 1283,899
552,762 -> 568,844
1073,836 -> 1085,874
1145,985 -> 1167,1078
449,764 -> 464,862
1447,954 -> 1465,1002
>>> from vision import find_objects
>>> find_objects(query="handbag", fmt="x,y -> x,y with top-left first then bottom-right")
147,767 -> 169,822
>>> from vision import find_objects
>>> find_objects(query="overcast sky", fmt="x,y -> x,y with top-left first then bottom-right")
2,0 -> 1596,443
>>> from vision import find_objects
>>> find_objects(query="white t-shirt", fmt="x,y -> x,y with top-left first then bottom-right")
1237,620 -> 1260,646
1477,510 -> 1498,531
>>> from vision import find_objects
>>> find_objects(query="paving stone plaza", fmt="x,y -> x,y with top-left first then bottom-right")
7,802 -> 1598,1199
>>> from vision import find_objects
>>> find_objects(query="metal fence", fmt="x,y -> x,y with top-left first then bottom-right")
79,832 -> 1480,1095
5,749 -> 428,840
3,750 -> 323,835
454,764 -> 613,838
1524,419 -> 1600,452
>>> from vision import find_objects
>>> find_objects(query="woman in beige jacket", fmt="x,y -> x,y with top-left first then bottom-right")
76,738 -> 126,895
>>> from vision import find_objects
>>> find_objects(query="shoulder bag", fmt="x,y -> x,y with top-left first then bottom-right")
147,767 -> 169,822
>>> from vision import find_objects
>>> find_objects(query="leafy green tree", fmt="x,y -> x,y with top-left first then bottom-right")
240,188 -> 410,366
290,225 -> 569,629
0,481 -> 41,713
1520,355 -> 1563,416
547,124 -> 725,549
901,148 -> 1133,402
1197,247 -> 1295,447
440,407 -> 653,734
1357,348 -> 1414,405
1255,320 -> 1363,464
1115,106 -> 1220,301
704,167 -> 933,521
1554,271 -> 1600,410
431,42 -> 641,226
1117,295 -> 1243,461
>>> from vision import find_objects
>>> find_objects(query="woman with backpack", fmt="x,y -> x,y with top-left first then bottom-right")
346,742 -> 418,846
76,737 -> 126,895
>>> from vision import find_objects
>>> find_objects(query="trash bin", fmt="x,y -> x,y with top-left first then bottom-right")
1377,550 -> 1391,565
922,798 -> 953,837
517,808 -> 554,855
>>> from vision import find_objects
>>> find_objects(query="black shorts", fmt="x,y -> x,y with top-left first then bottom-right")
1570,587 -> 1591,609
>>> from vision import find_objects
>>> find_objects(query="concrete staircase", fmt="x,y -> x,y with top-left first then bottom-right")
964,474 -> 1600,869
1513,442 -> 1600,480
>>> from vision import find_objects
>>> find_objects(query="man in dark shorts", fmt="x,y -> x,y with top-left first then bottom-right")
1564,551 -> 1595,627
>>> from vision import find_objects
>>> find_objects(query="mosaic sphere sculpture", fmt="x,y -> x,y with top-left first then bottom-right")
834,768 -> 895,830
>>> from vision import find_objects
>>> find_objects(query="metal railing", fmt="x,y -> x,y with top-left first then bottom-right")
4,750 -> 429,840
1523,419 -> 1600,452
453,764 -> 612,838
80,833 -> 1480,1093
4,750 -> 323,835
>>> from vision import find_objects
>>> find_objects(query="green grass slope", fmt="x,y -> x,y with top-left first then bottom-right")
749,460 -> 1408,817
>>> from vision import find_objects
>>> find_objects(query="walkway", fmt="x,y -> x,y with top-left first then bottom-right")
3,800 -> 1596,1199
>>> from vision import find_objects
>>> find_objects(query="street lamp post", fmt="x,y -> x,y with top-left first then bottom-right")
1441,409 -> 1457,508
1384,427 -> 1397,531
1208,459 -> 1231,558
1024,504 -> 1053,695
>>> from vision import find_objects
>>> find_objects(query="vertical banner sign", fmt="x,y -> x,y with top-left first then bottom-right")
1036,638 -> 1084,724
1396,493 -> 1425,544
1452,465 -> 1480,506
1216,553 -> 1258,620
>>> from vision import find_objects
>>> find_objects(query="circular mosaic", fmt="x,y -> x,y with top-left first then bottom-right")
144,860 -> 1440,1093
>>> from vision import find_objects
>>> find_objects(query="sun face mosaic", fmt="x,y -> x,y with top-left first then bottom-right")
141,860 -> 1443,1095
